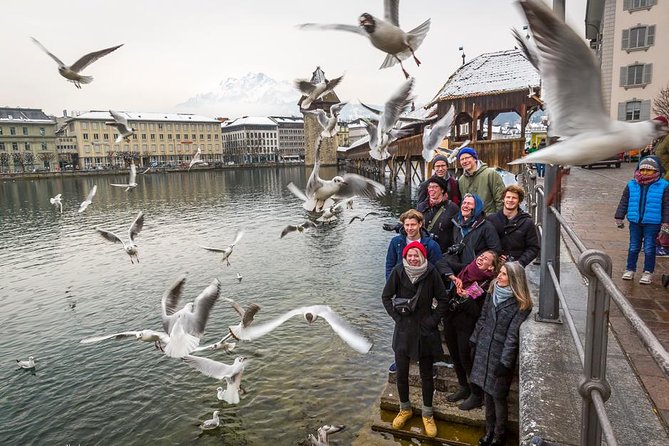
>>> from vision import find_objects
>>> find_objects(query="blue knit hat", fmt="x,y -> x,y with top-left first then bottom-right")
458,147 -> 478,160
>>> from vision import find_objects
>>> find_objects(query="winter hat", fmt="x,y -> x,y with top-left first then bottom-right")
654,116 -> 669,126
457,147 -> 478,160
427,176 -> 449,193
639,157 -> 660,172
432,154 -> 449,166
403,240 -> 427,259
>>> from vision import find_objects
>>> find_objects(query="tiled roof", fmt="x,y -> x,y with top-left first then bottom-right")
69,111 -> 218,123
0,107 -> 54,123
429,49 -> 540,105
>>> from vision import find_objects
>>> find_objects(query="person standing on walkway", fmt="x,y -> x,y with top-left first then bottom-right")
417,176 -> 460,253
470,262 -> 532,446
615,156 -> 669,284
535,139 -> 546,178
457,147 -> 506,216
385,209 -> 442,280
417,154 -> 461,205
382,241 -> 449,439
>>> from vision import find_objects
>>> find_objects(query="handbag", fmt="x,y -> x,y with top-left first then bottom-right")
393,281 -> 424,315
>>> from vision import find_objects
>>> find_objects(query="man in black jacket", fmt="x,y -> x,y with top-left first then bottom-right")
417,176 -> 459,253
487,185 -> 540,267
417,154 -> 461,205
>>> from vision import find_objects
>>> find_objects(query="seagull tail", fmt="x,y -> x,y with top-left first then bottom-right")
379,52 -> 398,69
78,75 -> 94,85
222,383 -> 241,405
164,332 -> 200,358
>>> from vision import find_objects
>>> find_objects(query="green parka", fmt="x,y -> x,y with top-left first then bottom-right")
457,161 -> 505,216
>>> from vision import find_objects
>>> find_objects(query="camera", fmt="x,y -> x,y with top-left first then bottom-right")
447,296 -> 467,312
446,242 -> 465,256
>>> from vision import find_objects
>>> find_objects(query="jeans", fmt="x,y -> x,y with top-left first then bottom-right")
535,163 -> 545,177
626,221 -> 661,272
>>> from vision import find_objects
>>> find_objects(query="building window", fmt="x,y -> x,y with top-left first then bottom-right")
150,134 -> 156,140
103,133 -> 109,140
92,122 -> 98,130
39,127 -> 45,136
83,133 -> 89,140
618,99 -> 651,121
142,134 -> 147,140
159,134 -> 164,140
192,134 -> 196,140
93,133 -> 99,140
42,142 -> 48,151
0,142 -> 4,150
10,127 -> 16,135
620,63 -> 652,87
158,124 -> 163,130
623,0 -> 656,11
622,25 -> 655,50
25,142 -> 30,150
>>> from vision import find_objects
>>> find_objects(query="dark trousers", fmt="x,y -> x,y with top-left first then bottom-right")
395,353 -> 435,407
484,392 -> 508,436
443,315 -> 482,396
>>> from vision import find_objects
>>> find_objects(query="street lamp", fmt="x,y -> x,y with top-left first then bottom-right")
458,46 -> 466,65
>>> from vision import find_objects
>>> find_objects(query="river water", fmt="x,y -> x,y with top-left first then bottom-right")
0,166 -> 416,445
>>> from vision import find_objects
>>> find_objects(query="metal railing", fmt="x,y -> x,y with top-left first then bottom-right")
520,165 -> 669,446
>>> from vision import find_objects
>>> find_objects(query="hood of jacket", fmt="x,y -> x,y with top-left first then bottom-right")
463,160 -> 489,177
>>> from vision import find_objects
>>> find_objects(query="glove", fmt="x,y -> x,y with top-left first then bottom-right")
383,222 -> 401,233
494,363 -> 512,377
615,219 -> 624,229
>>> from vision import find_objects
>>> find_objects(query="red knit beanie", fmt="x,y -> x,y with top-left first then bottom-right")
654,116 -> 669,126
403,240 -> 427,258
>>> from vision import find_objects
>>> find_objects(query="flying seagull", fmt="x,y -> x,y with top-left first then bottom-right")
307,425 -> 346,446
446,139 -> 472,165
298,0 -> 430,78
161,276 -> 221,358
189,147 -> 205,171
422,105 -> 454,162
96,211 -> 144,264
16,356 -> 36,369
200,410 -> 220,431
105,110 -> 135,143
80,329 -> 170,352
110,163 -> 138,191
50,193 -> 63,213
196,297 -> 261,350
317,198 -> 352,223
30,37 -> 123,88
349,212 -> 381,224
307,102 -> 348,138
200,230 -> 244,266
509,0 -> 668,166
229,305 -> 373,354
236,272 -> 243,283
280,220 -> 318,238
296,74 -> 344,110
78,185 -> 97,213
183,355 -> 246,404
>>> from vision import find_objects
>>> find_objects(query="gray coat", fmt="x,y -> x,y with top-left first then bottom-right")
469,293 -> 530,397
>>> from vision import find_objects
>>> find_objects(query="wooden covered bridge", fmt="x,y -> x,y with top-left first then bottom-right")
340,49 -> 543,184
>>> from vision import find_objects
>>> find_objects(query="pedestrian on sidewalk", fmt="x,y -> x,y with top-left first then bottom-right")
470,262 -> 532,446
382,241 -> 449,438
615,156 -> 669,284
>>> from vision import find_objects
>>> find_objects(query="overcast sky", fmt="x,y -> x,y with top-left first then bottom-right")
2,0 -> 586,118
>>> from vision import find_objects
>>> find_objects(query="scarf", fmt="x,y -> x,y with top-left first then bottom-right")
492,282 -> 514,307
634,169 -> 660,185
402,258 -> 427,283
458,259 -> 496,290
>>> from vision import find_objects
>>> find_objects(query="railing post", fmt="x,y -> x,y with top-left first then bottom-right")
577,249 -> 613,446
538,164 -> 561,321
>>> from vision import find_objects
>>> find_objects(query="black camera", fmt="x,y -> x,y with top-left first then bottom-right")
447,296 -> 468,312
446,242 -> 465,256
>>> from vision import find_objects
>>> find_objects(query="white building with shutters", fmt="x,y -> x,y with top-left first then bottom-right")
586,0 -> 668,127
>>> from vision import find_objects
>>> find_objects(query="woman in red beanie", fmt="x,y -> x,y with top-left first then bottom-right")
381,240 -> 449,438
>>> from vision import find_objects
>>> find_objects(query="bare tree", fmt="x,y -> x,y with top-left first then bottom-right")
0,153 -> 9,173
12,152 -> 26,172
653,85 -> 669,118
38,152 -> 55,171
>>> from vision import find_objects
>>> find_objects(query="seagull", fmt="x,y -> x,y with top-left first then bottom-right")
30,37 -> 123,89
192,339 -> 236,353
50,193 -> 63,213
80,329 -> 170,352
236,272 -> 243,283
349,212 -> 381,224
139,167 -> 151,175
317,199 -> 351,223
307,102 -> 348,138
200,230 -> 244,266
446,139 -> 472,165
229,305 -> 373,354
286,180 -> 334,214
298,1 -> 430,79
96,211 -> 144,264
362,77 -> 415,160
110,163 -> 138,191
296,74 -> 344,110
161,276 -> 221,358
189,147 -> 205,171
16,356 -> 36,369
280,220 -> 318,238
509,0 -> 668,166
78,185 -> 97,213
182,355 -> 246,404
196,298 -> 261,350
200,410 -> 220,431
422,105 -> 454,162
307,425 -> 346,446
105,110 -> 135,143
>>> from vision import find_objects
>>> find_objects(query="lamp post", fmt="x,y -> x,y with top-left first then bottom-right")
458,46 -> 466,65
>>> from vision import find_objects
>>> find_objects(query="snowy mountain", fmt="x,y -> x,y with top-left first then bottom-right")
177,72 -> 301,117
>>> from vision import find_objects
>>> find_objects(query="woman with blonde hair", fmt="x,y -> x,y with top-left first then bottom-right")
469,261 -> 532,446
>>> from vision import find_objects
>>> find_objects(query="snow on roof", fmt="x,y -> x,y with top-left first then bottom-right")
221,116 -> 277,129
349,135 -> 370,149
70,110 -> 218,123
0,107 -> 54,123
269,116 -> 303,124
429,49 -> 540,105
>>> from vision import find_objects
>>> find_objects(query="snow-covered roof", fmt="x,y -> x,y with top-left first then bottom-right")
269,116 -> 303,124
428,49 -> 540,105
221,116 -> 277,129
0,107 -> 54,123
69,110 -> 218,123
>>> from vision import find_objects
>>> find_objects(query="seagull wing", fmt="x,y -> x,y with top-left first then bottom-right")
182,355 -> 237,380
200,245 -> 227,253
305,137 -> 324,197
330,102 -> 347,116
280,225 -> 299,238
324,74 -> 344,92
70,43 -> 124,73
337,174 -> 385,199
381,78 -> 415,134
315,306 -> 373,353
109,110 -> 129,127
186,278 -> 221,336
518,0 -> 608,137
161,275 -> 187,332
286,182 -> 308,202
54,193 -> 62,201
30,37 -> 65,67
241,303 -> 261,327
512,28 -> 539,70
229,230 -> 244,247
362,119 -> 379,150
128,163 -> 137,184
96,228 -> 123,244
297,23 -> 366,36
314,109 -> 329,130
128,211 -> 144,242
348,216 -> 362,224
80,331 -> 141,344
233,308 -> 304,340
384,0 -> 400,27
85,185 -> 97,202
422,105 -> 454,161
364,212 -> 381,219
359,102 -> 382,116
295,79 -> 317,95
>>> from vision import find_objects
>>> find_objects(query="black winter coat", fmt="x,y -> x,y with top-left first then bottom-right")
417,174 -> 461,205
435,215 -> 501,277
382,263 -> 448,360
487,210 -> 540,267
469,293 -> 530,397
417,198 -> 460,252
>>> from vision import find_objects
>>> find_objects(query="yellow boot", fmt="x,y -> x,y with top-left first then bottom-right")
392,408 -> 413,429
422,415 -> 437,438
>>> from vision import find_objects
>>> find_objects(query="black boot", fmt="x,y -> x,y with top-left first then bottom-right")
478,431 -> 494,446
490,432 -> 507,445
446,385 -> 470,402
458,393 -> 484,410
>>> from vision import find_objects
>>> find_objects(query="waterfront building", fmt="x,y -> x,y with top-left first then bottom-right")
270,116 -> 305,162
63,111 -> 221,169
586,0 -> 668,123
336,122 -> 350,148
221,116 -> 278,164
0,107 -> 57,173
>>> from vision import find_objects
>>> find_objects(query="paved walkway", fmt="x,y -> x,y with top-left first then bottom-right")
559,163 -> 669,428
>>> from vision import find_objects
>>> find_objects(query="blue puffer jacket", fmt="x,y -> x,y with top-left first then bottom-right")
615,156 -> 669,224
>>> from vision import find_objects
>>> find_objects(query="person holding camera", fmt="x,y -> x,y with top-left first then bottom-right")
417,176 -> 459,253
382,241 -> 449,438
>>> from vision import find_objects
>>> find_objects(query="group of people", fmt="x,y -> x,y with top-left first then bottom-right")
382,147 -> 539,444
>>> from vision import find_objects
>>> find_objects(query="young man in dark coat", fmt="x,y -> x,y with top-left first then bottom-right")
487,184 -> 540,267
417,176 -> 459,253
385,209 -> 442,279
417,154 -> 461,205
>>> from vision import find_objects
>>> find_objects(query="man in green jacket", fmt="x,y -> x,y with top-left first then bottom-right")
457,147 -> 505,216
653,116 -> 669,180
